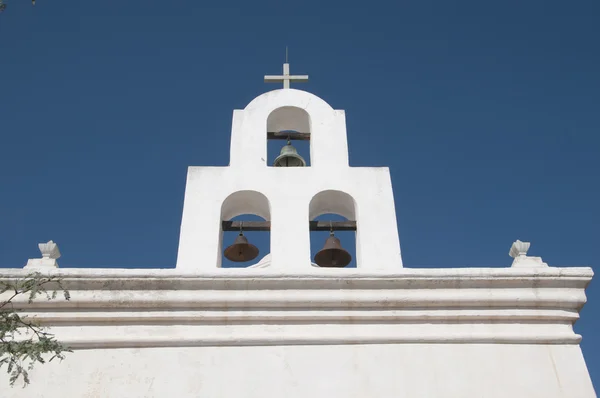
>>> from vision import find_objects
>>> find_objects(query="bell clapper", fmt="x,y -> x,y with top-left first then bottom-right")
237,224 -> 244,257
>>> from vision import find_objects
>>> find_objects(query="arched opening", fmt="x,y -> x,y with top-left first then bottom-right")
219,191 -> 271,268
309,190 -> 358,268
267,106 -> 311,167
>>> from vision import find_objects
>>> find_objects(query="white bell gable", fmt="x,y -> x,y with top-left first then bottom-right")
176,88 -> 403,271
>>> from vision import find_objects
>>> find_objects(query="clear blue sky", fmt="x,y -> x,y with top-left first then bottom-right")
1,0 -> 598,388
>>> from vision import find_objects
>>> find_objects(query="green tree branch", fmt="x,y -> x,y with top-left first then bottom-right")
0,272 -> 71,387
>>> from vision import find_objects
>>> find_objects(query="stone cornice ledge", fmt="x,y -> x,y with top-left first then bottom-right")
0,266 -> 593,285
0,267 -> 592,349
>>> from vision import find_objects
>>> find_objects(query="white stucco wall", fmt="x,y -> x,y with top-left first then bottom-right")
176,89 -> 402,271
1,344 -> 594,398
0,267 -> 595,397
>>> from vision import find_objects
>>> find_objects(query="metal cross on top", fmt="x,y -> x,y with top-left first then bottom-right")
264,62 -> 309,89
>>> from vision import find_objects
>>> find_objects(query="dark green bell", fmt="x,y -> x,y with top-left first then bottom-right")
273,140 -> 306,167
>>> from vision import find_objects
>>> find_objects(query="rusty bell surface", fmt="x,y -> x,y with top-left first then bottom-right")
224,232 -> 259,262
314,233 -> 352,267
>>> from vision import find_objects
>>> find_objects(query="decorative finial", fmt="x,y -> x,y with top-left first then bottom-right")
509,240 -> 530,258
264,54 -> 309,89
24,240 -> 61,269
508,240 -> 548,268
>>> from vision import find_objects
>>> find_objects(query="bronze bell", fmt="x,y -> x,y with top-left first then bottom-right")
314,232 -> 352,268
273,139 -> 306,167
224,231 -> 259,262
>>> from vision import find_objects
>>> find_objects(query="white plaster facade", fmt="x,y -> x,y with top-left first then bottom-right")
0,83 -> 595,397
0,267 -> 595,397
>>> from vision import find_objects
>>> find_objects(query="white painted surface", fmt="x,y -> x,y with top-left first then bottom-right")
1,344 -> 595,398
0,267 -> 593,347
0,267 -> 595,397
176,88 -> 403,270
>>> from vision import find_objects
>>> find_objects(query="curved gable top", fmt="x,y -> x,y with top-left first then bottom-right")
230,89 -> 349,169
244,89 -> 334,113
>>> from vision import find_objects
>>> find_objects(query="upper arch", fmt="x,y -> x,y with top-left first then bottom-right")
309,190 -> 356,221
267,106 -> 310,134
229,88 -> 347,169
221,190 -> 271,221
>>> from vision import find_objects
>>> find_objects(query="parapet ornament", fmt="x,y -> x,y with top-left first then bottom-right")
509,239 -> 548,268
24,240 -> 61,269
